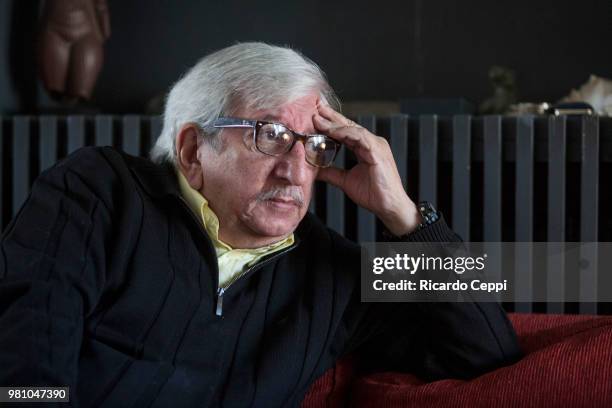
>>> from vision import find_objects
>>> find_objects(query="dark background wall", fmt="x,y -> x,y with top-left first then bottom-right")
1,0 -> 611,114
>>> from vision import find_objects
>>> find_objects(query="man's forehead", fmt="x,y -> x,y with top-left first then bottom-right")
254,102 -> 317,120
247,95 -> 320,132
260,113 -> 284,122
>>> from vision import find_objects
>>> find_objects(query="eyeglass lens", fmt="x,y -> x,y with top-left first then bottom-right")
255,123 -> 337,167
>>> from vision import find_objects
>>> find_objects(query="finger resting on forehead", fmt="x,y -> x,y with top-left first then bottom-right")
318,104 -> 353,126
313,115 -> 334,132
327,126 -> 371,148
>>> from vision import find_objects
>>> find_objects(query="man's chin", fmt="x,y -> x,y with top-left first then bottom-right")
241,202 -> 305,241
248,219 -> 299,240
246,216 -> 301,240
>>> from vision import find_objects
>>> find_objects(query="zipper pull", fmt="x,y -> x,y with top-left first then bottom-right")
216,287 -> 225,317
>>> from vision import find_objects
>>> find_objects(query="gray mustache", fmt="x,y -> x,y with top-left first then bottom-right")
258,186 -> 304,207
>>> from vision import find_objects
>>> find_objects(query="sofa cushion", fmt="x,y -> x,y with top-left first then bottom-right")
302,313 -> 612,408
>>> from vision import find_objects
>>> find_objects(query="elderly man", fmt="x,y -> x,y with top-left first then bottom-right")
0,42 -> 520,407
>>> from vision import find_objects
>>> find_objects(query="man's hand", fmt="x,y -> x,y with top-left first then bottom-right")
313,103 -> 422,236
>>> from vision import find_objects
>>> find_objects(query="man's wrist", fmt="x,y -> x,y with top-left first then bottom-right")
380,199 -> 422,236
382,201 -> 440,238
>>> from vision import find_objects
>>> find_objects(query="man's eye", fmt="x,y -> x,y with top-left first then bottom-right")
265,131 -> 290,142
266,131 -> 279,139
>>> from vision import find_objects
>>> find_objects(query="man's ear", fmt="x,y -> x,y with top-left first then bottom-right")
175,123 -> 204,190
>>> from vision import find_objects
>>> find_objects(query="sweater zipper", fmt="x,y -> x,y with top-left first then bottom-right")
175,195 -> 298,318
215,243 -> 297,317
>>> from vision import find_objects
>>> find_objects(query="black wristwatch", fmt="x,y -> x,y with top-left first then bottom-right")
416,201 -> 439,229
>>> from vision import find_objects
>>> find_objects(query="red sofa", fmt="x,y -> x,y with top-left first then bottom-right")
302,313 -> 612,407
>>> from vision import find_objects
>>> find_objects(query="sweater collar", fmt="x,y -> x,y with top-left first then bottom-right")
127,155 -> 181,198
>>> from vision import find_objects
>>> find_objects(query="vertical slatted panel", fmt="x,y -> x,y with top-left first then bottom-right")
452,115 -> 471,240
39,116 -> 58,173
148,115 -> 163,160
515,115 -> 534,312
483,116 -> 503,294
547,116 -> 566,313
95,115 -> 114,146
12,117 -> 30,217
309,186 -> 317,214
357,115 -> 376,242
2,113 -> 608,316
484,116 -> 502,241
391,114 -> 409,190
308,184 -> 317,214
67,116 -> 85,154
580,115 -> 599,314
326,147 -> 345,235
419,115 -> 437,203
122,115 -> 141,156
149,116 -> 163,149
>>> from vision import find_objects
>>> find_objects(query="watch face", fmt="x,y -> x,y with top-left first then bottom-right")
418,201 -> 439,226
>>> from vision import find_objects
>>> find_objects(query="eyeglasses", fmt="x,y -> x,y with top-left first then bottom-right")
212,117 -> 340,168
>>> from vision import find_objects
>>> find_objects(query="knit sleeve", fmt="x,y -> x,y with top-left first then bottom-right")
336,215 -> 523,381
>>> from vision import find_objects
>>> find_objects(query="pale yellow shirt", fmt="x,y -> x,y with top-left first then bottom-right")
176,170 -> 295,289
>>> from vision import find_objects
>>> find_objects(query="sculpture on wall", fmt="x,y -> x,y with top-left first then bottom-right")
37,0 -> 110,103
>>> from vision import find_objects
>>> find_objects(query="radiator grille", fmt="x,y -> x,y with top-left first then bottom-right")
1,114 -> 610,313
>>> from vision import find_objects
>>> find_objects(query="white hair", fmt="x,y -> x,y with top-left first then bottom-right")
150,42 -> 341,164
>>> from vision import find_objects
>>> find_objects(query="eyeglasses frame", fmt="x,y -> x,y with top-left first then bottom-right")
211,117 -> 340,168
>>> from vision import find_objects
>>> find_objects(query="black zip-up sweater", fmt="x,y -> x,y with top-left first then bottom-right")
0,147 -> 521,407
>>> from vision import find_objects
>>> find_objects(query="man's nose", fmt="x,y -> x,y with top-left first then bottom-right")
273,140 -> 310,185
